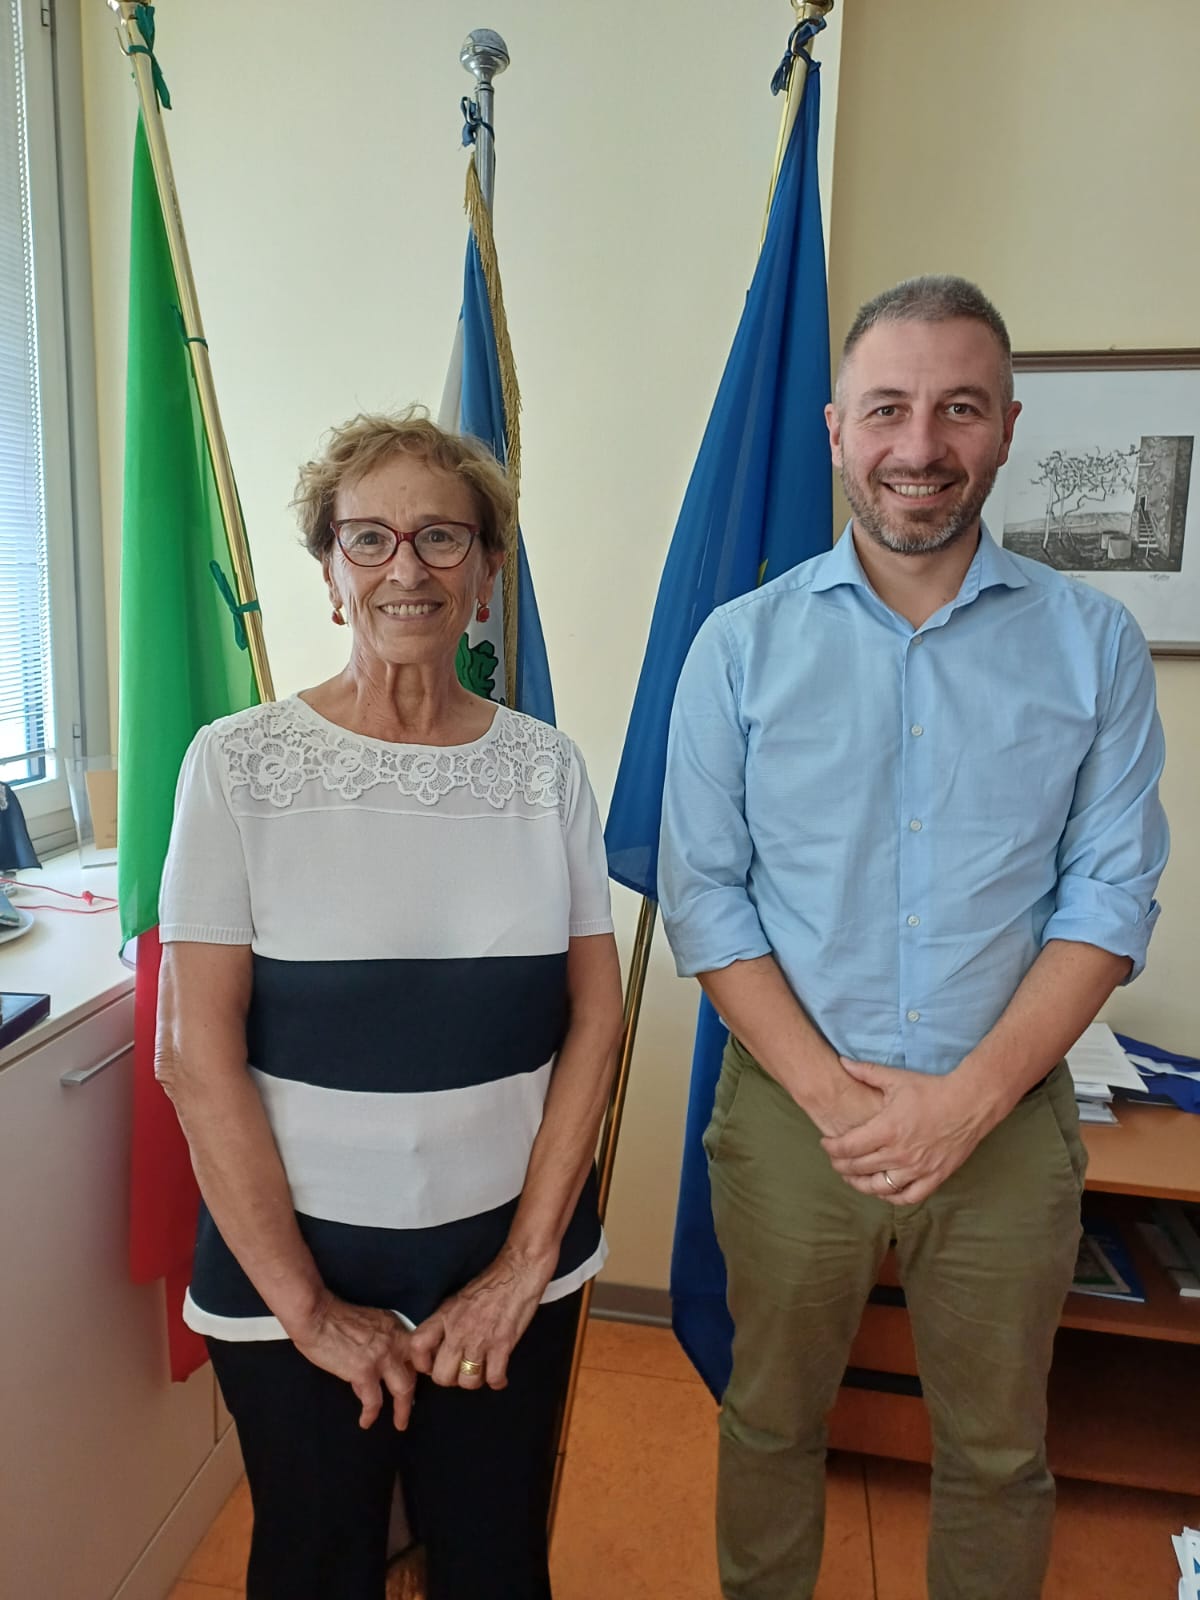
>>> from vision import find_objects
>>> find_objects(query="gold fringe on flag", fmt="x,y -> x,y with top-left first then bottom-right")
465,154 -> 522,710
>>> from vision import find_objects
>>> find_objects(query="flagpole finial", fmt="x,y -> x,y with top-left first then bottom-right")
460,29 -> 510,86
796,0 -> 834,18
460,31 -> 509,215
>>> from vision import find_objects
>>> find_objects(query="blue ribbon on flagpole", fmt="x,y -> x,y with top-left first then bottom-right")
461,96 -> 495,149
771,16 -> 826,96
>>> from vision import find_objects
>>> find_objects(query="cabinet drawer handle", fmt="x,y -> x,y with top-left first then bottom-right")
60,1044 -> 130,1087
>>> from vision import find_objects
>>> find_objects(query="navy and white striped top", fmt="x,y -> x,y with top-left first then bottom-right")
159,695 -> 614,1340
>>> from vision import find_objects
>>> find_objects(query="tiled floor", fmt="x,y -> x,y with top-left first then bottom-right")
170,1319 -> 1197,1599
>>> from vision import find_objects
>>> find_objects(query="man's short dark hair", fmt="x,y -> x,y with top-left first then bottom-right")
836,275 -> 1014,408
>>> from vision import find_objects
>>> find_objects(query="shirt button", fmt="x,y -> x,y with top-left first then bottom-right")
911,634 -> 924,645
907,914 -> 920,927
907,1010 -> 921,1022
910,724 -> 924,737
909,818 -> 923,832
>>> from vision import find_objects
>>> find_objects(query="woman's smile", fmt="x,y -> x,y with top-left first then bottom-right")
375,598 -> 443,618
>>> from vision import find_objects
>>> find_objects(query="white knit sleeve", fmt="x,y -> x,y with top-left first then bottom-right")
158,724 -> 254,944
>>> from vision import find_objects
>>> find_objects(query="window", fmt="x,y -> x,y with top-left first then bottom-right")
0,0 -> 51,796
0,0 -> 104,856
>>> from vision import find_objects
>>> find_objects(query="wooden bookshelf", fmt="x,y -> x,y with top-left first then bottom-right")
1046,1330 -> 1200,1494
829,1100 -> 1200,1493
830,1333 -> 1200,1496
1060,1196 -> 1200,1343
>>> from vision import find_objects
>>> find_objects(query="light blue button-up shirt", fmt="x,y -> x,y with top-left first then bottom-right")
659,526 -> 1169,1075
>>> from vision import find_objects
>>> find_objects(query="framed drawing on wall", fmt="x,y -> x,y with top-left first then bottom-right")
982,350 -> 1200,655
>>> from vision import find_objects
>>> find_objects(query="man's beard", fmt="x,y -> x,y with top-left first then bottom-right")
841,459 -> 1000,556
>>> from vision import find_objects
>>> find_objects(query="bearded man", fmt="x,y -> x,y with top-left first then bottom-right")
658,276 -> 1168,1600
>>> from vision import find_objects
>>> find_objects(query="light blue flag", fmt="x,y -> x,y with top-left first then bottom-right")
441,151 -> 555,723
603,34 -> 833,1396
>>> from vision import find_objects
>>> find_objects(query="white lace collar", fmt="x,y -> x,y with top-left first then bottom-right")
217,697 -> 569,813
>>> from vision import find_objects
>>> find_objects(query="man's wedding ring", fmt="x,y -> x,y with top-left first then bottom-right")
883,1171 -> 899,1191
458,1357 -> 483,1377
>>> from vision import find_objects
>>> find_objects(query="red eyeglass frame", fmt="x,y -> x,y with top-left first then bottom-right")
329,518 -> 481,569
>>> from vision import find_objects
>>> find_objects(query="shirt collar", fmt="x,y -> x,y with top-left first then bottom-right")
811,521 -> 1030,601
973,524 -> 1030,593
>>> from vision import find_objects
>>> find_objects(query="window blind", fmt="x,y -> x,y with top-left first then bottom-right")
0,0 -> 51,787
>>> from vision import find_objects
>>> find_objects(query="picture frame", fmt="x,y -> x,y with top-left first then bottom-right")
983,349 -> 1200,656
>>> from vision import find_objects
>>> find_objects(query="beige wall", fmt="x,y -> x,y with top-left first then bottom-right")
827,0 -> 1200,1055
81,2 -> 1198,1296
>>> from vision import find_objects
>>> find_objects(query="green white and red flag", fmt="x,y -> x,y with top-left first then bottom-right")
119,115 -> 259,1380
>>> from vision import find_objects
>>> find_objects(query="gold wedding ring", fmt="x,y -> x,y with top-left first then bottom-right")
458,1357 -> 483,1377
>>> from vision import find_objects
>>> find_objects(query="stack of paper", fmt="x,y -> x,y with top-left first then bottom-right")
1065,1023 -> 1146,1124
1174,1526 -> 1199,1600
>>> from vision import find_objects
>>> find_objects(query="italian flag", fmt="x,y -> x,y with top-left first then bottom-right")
119,116 -> 260,1380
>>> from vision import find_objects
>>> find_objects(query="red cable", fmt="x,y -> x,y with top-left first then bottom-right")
0,877 -> 118,914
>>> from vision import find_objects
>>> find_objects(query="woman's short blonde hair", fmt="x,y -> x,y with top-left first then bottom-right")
293,408 -> 515,562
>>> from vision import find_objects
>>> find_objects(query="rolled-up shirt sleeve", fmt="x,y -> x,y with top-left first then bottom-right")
658,611 -> 772,977
1041,607 -> 1169,979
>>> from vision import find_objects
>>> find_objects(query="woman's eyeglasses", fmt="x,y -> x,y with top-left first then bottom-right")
331,519 -> 480,569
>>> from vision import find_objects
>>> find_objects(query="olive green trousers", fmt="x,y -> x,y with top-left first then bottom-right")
706,1036 -> 1086,1600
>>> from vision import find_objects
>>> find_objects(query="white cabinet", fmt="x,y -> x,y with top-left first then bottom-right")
0,987 -> 241,1599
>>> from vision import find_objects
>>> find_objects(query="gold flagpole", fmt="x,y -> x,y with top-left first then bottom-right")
763,0 -> 834,242
547,895 -> 657,1526
547,0 -> 834,1537
106,2 -> 275,703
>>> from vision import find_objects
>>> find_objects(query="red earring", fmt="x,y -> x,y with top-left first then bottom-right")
331,607 -> 345,626
475,599 -> 491,623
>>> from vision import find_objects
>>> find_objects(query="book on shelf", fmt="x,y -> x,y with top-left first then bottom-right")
1070,1215 -> 1146,1302
1139,1203 -> 1200,1300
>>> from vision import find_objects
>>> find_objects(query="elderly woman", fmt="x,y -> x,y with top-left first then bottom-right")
156,412 -> 623,1600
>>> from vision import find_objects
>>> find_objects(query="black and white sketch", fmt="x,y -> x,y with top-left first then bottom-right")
983,351 -> 1200,652
1001,435 -> 1192,573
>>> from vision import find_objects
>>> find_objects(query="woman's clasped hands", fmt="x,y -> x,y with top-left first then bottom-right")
290,1244 -> 556,1429
290,1291 -> 417,1431
409,1242 -> 556,1394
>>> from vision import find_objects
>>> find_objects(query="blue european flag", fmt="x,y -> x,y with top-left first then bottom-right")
444,222 -> 555,724
604,60 -> 833,1397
